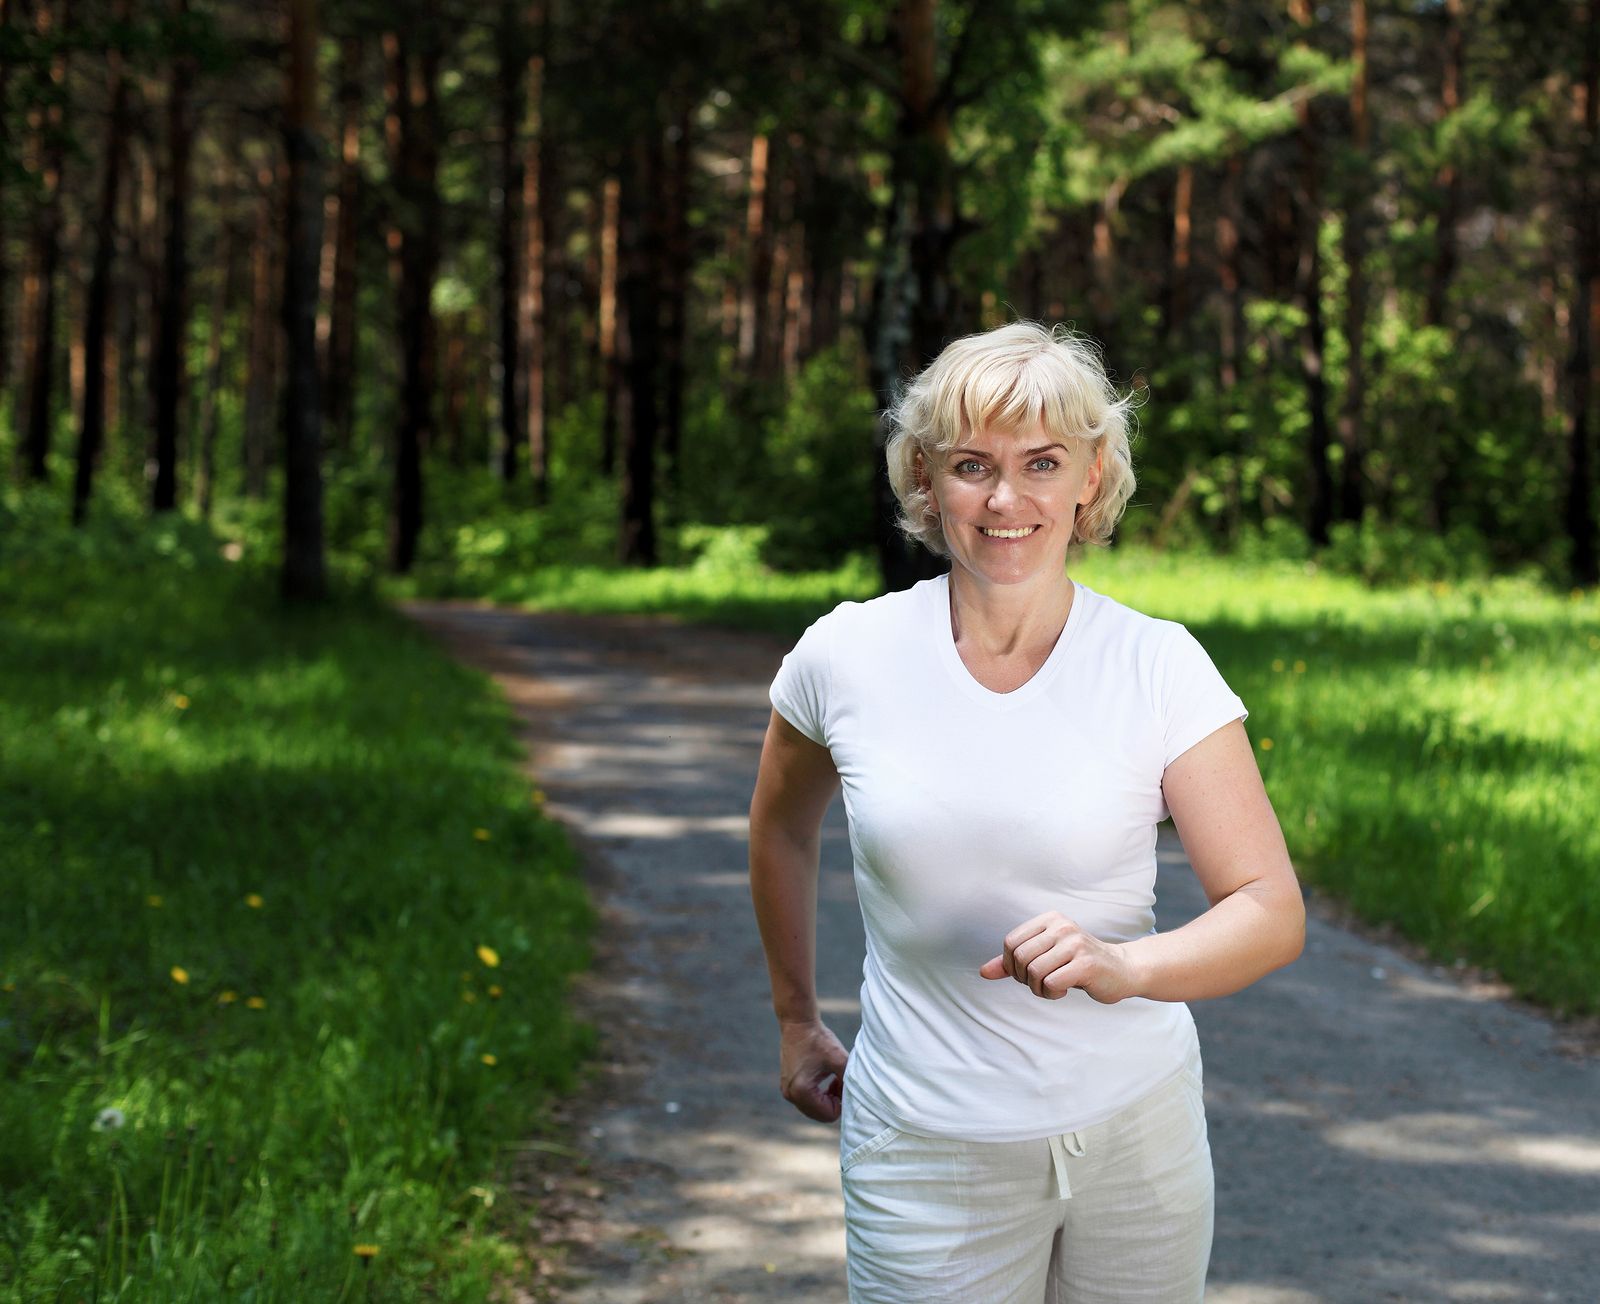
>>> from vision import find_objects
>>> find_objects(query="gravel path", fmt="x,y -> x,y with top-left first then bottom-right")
403,600 -> 1600,1304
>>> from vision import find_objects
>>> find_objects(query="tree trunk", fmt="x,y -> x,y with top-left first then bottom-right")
1216,155 -> 1244,392
0,0 -> 15,400
1425,0 -> 1463,329
1336,0 -> 1369,524
617,132 -> 662,566
323,35 -> 362,457
661,97 -> 691,481
1291,0 -> 1334,546
194,120 -> 239,521
495,0 -> 523,481
1565,0 -> 1599,586
151,0 -> 194,513
73,0 -> 132,526
598,172 -> 620,475
20,0 -> 69,483
869,0 -> 963,591
1161,163 -> 1193,341
243,163 -> 280,499
738,133 -> 771,378
282,0 -> 327,601
519,0 -> 548,499
387,29 -> 441,574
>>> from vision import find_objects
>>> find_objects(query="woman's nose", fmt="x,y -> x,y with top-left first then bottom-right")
988,473 -> 1019,510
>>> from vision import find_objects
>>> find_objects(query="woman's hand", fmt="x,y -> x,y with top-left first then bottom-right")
978,911 -> 1143,1004
779,1018 -> 849,1122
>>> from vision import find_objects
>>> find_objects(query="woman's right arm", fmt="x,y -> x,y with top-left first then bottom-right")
748,708 -> 847,1122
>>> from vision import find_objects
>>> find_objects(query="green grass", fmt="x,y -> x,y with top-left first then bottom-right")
1,489 -> 597,1300
397,521 -> 1599,1017
1070,548 -> 1600,1017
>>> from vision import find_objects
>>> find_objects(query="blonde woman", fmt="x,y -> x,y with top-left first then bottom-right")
748,320 -> 1305,1302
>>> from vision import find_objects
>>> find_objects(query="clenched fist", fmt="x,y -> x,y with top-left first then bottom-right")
979,911 -> 1143,1004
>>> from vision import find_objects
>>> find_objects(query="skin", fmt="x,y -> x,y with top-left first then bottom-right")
748,424 -> 1306,1124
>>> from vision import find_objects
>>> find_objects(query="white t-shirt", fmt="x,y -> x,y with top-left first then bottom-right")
768,571 -> 1249,1142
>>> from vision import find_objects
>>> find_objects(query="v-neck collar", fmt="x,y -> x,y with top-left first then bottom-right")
929,571 -> 1089,709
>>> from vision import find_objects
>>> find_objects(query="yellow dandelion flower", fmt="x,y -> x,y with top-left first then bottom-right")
529,788 -> 545,806
172,693 -> 190,710
476,945 -> 500,968
245,996 -> 266,1010
170,966 -> 190,985
488,984 -> 503,999
473,827 -> 492,842
1293,660 -> 1306,674
481,1053 -> 497,1066
244,893 -> 263,909
146,894 -> 163,908
1259,738 -> 1275,752
1271,659 -> 1285,673
1589,635 -> 1600,651
353,1244 -> 380,1259
462,990 -> 477,1004
218,990 -> 238,1005
2,981 -> 16,992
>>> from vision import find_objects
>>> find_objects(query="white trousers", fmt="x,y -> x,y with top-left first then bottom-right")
839,1049 -> 1213,1303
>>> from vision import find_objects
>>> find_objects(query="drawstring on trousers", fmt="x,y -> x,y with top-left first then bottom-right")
1047,1130 -> 1088,1200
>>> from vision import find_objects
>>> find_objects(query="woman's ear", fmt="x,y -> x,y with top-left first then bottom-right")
1077,446 -> 1104,506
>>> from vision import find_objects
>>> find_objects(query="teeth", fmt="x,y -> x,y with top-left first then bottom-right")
980,526 -> 1037,538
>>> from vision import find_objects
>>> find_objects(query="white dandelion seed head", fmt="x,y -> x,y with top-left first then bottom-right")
93,1107 -> 126,1132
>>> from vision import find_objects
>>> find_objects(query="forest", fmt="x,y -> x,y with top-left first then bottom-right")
1,0 -> 1596,592
4,1 -> 1600,1298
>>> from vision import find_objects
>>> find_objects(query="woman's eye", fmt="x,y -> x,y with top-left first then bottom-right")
956,460 -> 985,474
1031,457 -> 1059,472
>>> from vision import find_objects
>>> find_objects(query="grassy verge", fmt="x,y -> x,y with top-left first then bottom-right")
398,529 -> 1598,1017
0,489 -> 596,1300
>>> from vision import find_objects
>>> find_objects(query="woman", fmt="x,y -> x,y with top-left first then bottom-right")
748,320 -> 1305,1302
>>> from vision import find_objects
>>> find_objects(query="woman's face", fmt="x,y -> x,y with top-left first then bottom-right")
922,424 -> 1102,589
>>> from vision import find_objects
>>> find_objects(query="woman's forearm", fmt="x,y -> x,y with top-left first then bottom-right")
1120,879 -> 1306,1003
749,824 -> 824,1024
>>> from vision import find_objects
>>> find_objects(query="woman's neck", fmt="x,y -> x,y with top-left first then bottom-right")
947,565 -> 1076,659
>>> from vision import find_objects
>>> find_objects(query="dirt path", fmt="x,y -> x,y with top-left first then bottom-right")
403,600 -> 1600,1304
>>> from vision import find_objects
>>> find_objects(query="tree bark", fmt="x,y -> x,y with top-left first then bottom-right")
617,132 -> 662,566
20,0 -> 69,483
387,27 -> 441,574
194,118 -> 239,521
1425,0 -> 1463,530
496,0 -> 523,481
151,0 -> 194,513
1290,0 -> 1334,546
242,165 -> 280,500
661,97 -> 691,481
1336,0 -> 1369,524
738,133 -> 771,378
598,172 -> 620,475
1216,155 -> 1244,392
73,0 -> 132,526
282,0 -> 327,601
1565,0 -> 1599,586
323,35 -> 362,457
0,0 -> 15,399
1162,163 -> 1193,341
868,0 -> 963,591
519,0 -> 549,499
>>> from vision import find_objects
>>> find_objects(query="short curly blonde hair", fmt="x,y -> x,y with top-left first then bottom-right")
884,320 -> 1137,557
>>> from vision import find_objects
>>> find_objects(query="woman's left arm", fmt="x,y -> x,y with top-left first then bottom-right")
980,718 -> 1305,1003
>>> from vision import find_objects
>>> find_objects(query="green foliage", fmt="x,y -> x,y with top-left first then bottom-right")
757,340 -> 880,571
0,487 -> 596,1299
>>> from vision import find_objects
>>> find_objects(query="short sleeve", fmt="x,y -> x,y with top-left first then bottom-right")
769,613 -> 833,747
1158,624 -> 1248,770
